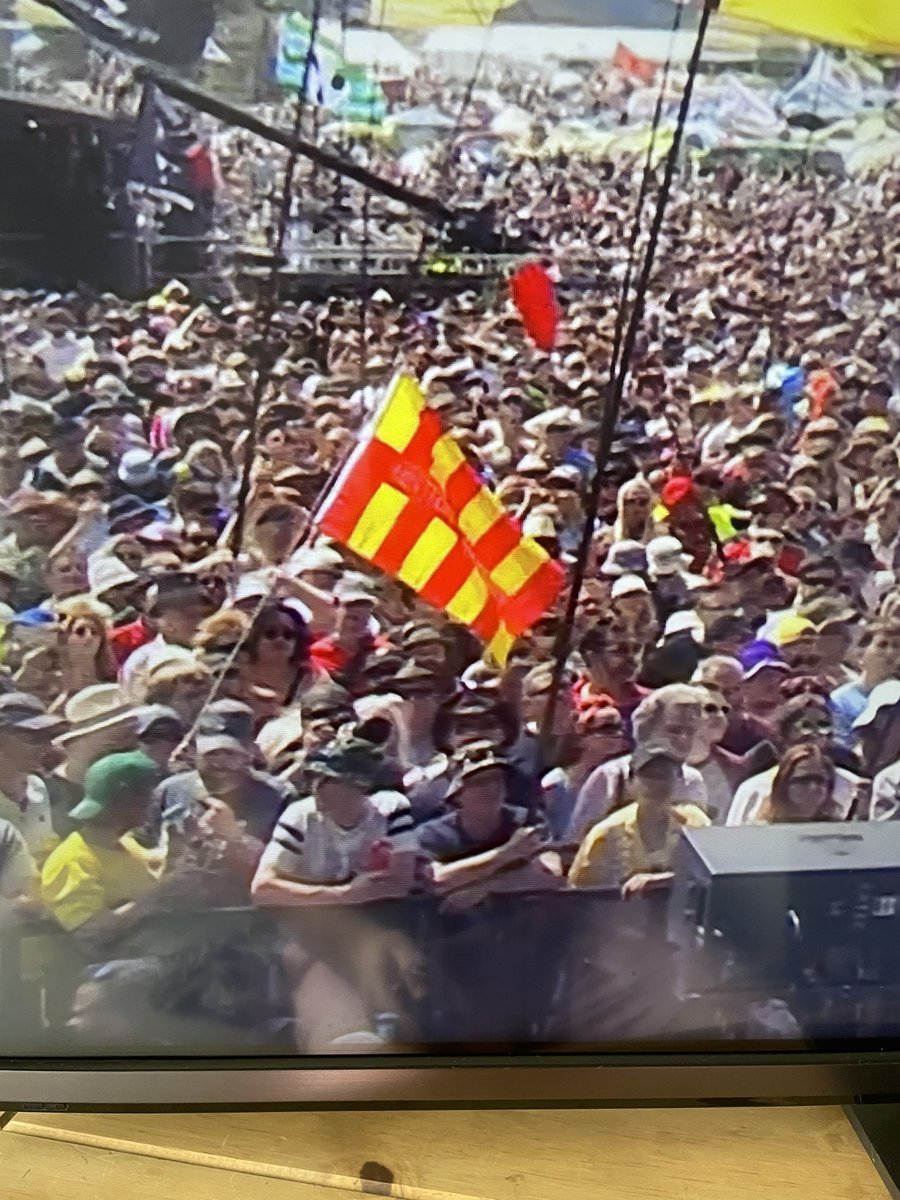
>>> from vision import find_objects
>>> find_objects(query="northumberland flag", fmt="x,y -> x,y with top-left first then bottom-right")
719,0 -> 900,54
317,376 -> 564,663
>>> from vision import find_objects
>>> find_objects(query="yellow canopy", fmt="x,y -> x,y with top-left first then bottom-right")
374,0 -> 514,29
15,1 -> 72,27
720,0 -> 900,54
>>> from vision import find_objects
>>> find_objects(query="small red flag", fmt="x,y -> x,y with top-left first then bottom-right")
613,41 -> 658,85
509,262 -> 559,353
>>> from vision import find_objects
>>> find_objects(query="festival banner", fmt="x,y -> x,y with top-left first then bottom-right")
274,12 -> 387,124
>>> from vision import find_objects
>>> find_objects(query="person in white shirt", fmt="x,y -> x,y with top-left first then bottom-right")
253,737 -> 421,1045
0,693 -> 65,861
855,681 -> 900,820
30,313 -> 94,382
727,694 -> 865,825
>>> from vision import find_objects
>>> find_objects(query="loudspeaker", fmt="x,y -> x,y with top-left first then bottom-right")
668,824 -> 900,993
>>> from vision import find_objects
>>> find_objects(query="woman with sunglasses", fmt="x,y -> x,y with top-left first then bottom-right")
686,686 -> 749,825
611,478 -> 659,545
756,745 -> 842,825
726,695 -> 865,826
245,602 -> 315,708
53,597 -> 118,708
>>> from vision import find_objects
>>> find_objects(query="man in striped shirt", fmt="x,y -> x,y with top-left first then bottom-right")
251,736 -> 423,1047
252,737 -> 417,907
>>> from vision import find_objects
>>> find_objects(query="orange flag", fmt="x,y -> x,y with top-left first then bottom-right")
317,375 -> 564,664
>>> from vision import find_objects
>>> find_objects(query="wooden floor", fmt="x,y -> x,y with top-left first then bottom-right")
0,1106 -> 889,1200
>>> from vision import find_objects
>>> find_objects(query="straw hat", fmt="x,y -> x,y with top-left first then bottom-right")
57,685 -> 139,745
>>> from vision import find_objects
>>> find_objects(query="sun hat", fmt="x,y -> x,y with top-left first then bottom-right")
663,610 -> 705,642
334,579 -> 377,606
522,510 -> 557,541
853,680 -> 900,731
107,494 -> 157,534
88,554 -> 139,597
646,536 -> 692,579
57,685 -> 138,745
602,540 -> 647,577
740,640 -> 791,681
631,743 -> 681,772
69,750 -> 160,822
306,736 -> 387,791
134,704 -> 186,742
611,574 -> 650,599
770,614 -> 815,647
117,448 -> 158,491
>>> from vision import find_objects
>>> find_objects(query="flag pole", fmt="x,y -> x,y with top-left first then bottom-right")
540,0 -> 719,751
230,0 -> 324,557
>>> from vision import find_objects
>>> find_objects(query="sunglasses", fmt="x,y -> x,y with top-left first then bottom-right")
791,774 -> 828,787
793,718 -> 833,734
703,702 -> 731,717
262,627 -> 298,641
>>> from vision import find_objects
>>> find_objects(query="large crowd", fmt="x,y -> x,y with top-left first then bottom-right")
0,45 -> 898,1054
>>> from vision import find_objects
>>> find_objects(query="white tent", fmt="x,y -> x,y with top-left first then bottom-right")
421,24 -> 735,73
342,29 -> 421,75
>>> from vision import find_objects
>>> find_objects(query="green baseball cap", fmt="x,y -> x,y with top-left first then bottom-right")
69,751 -> 161,822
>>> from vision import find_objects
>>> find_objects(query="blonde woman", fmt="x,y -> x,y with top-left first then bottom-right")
611,477 -> 659,544
53,597 -> 118,709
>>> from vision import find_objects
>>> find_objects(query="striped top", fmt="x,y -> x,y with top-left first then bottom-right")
259,792 -> 414,885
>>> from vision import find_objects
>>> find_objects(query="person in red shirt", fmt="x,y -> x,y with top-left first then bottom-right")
110,614 -> 154,668
310,582 -> 386,695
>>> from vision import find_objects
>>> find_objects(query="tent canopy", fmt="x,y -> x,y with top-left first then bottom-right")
719,0 -> 900,54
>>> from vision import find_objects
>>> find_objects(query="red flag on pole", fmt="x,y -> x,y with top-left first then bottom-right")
613,41 -> 658,85
509,262 -> 559,353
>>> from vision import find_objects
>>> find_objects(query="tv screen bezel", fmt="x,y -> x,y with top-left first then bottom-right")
3,1051 -> 900,1110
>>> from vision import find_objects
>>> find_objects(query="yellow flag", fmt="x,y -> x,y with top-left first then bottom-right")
375,0 -> 515,29
721,0 -> 900,53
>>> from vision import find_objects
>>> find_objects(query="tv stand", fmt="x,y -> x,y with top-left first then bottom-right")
845,1104 -> 900,1200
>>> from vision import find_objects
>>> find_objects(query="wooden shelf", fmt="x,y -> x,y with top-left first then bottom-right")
2,1106 -> 889,1200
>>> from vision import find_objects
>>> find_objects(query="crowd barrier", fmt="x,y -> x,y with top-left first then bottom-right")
0,886 -> 665,1048
4,884 -> 898,1049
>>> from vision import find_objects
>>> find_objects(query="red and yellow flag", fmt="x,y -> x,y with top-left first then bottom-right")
317,375 -> 564,664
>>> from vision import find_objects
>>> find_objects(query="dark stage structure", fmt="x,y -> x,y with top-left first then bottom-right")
0,92 -> 138,294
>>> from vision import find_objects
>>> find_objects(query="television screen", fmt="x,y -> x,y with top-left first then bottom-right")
0,0 -> 899,1074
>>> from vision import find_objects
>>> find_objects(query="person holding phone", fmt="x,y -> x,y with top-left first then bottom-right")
416,742 -> 563,906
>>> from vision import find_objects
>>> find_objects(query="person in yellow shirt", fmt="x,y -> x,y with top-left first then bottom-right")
569,747 -> 710,898
40,752 -> 162,936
